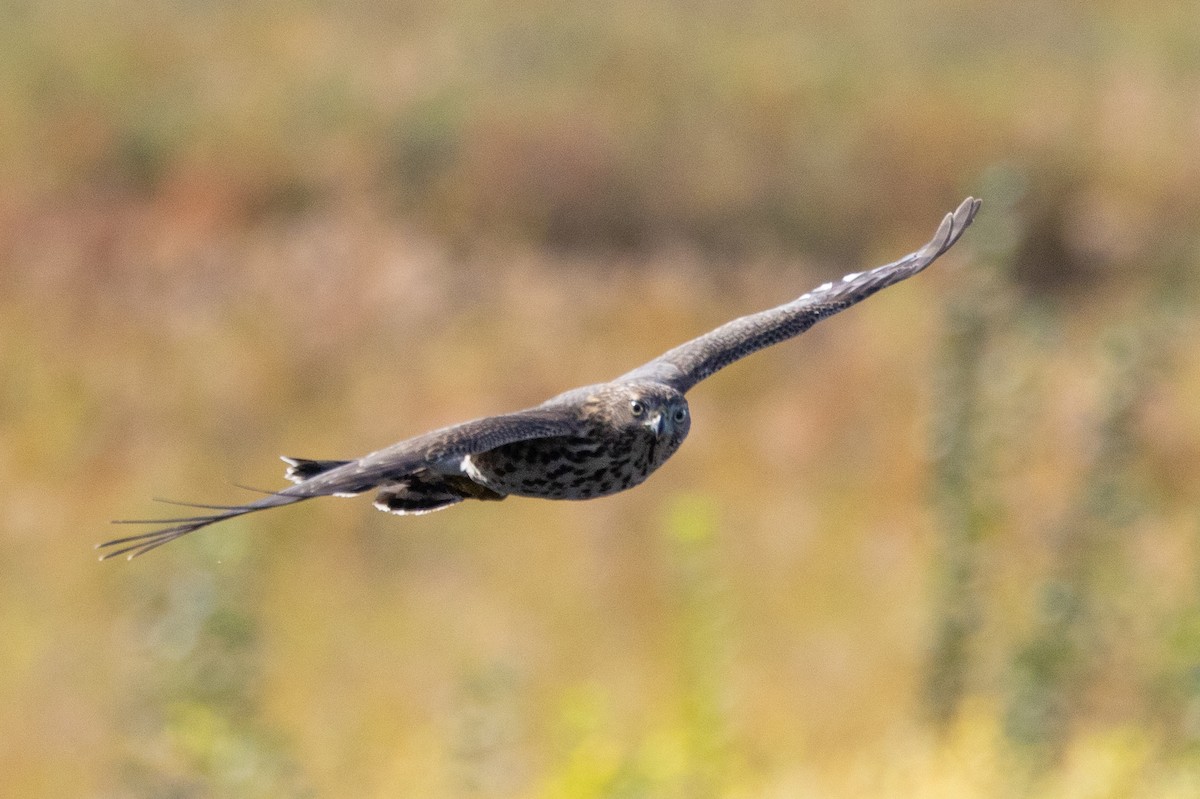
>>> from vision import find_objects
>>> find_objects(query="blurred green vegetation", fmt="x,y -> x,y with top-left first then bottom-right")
2,0 -> 1200,796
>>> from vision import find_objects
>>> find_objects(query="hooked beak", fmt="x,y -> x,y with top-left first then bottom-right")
645,412 -> 665,436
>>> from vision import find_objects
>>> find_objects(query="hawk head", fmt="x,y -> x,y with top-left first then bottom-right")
597,381 -> 691,450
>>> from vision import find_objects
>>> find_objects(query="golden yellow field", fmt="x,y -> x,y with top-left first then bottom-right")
2,1 -> 1199,796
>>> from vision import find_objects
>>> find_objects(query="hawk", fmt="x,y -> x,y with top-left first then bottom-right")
100,197 -> 980,559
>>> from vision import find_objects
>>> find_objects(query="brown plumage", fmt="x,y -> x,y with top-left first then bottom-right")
100,198 -> 980,560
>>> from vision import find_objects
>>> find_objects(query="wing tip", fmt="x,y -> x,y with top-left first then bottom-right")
921,196 -> 982,261
950,196 -> 982,239
960,195 -> 982,224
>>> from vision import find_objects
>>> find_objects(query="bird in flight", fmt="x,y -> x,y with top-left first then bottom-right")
100,198 -> 980,560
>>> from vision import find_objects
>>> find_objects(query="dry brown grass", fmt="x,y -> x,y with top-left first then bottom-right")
3,1 -> 1199,795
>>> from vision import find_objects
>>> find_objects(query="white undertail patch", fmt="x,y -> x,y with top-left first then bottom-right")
373,499 -> 446,516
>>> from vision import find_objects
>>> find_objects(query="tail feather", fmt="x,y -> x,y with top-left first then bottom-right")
99,492 -> 307,560
150,497 -> 265,511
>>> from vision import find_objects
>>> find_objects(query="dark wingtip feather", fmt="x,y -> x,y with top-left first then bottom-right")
921,196 -> 981,262
280,456 -> 353,484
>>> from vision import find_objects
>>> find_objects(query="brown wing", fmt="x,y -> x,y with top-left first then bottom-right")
99,407 -> 588,559
619,198 -> 981,393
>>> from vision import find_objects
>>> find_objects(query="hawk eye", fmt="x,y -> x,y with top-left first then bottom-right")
673,407 -> 687,424
630,400 -> 645,417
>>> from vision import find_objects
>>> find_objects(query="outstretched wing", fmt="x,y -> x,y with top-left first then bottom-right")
99,407 -> 587,560
619,197 -> 981,393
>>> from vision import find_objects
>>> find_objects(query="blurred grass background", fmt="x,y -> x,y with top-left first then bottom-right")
3,0 -> 1200,795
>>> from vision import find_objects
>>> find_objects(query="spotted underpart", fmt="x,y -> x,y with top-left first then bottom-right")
466,383 -> 690,500
469,431 -> 663,499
